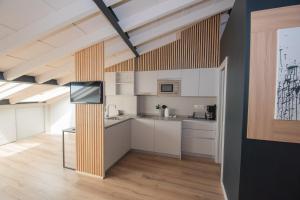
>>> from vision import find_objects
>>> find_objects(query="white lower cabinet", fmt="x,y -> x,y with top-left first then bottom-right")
154,120 -> 181,157
131,118 -> 155,152
182,137 -> 215,156
131,118 -> 181,157
182,120 -> 217,157
105,120 -> 131,171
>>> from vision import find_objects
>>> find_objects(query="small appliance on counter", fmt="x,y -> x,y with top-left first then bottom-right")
206,105 -> 217,120
192,105 -> 207,119
164,107 -> 170,118
192,104 -> 217,120
105,104 -> 119,118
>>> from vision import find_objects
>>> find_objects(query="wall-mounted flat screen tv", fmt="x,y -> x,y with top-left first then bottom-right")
70,81 -> 103,104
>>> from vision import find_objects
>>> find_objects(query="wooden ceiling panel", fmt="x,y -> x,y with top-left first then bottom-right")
104,37 -> 129,58
8,41 -> 54,60
117,0 -> 202,32
41,25 -> 85,47
0,0 -> 54,30
0,25 -> 15,40
105,50 -> 135,67
128,0 -> 233,46
48,56 -> 75,67
4,25 -> 116,80
26,66 -> 55,76
43,0 -> 74,10
35,63 -> 74,83
113,0 -> 166,20
0,55 -> 25,71
9,84 -> 56,104
74,13 -> 108,34
137,32 -> 179,55
57,74 -> 75,85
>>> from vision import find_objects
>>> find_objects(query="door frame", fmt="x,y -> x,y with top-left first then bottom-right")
216,57 -> 228,181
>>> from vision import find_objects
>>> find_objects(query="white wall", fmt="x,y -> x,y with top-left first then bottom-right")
138,96 -> 216,116
46,96 -> 75,135
0,104 -> 45,145
16,107 -> 45,139
105,95 -> 137,115
0,108 -> 17,145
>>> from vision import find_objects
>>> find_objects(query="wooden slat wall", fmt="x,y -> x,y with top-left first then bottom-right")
105,58 -> 135,72
75,43 -> 105,177
105,14 -> 220,72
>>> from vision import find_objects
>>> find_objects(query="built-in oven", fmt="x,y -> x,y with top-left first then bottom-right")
157,80 -> 181,96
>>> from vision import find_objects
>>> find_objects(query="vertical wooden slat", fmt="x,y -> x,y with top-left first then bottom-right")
104,14 -> 221,72
75,43 -> 105,178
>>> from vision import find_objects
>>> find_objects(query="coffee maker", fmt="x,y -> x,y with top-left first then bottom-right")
192,105 -> 207,119
206,105 -> 216,120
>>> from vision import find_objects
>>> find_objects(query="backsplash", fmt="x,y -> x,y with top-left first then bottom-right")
138,96 -> 216,116
106,96 -> 137,115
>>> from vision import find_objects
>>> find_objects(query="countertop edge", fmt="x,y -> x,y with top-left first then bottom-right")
104,117 -> 133,129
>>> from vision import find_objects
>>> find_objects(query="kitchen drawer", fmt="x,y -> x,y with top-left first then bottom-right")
182,137 -> 215,156
182,120 -> 216,131
182,129 -> 216,139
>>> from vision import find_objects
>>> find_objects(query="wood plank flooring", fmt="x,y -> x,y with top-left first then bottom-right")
0,134 -> 224,200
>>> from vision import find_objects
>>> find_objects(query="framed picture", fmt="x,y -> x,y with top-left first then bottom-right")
275,27 -> 300,121
247,5 -> 300,144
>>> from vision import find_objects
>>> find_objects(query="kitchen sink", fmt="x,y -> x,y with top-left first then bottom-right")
107,117 -> 121,120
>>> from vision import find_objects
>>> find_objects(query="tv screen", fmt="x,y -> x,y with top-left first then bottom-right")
70,81 -> 103,104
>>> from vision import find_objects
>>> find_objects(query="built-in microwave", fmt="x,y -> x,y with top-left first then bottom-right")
157,80 -> 181,96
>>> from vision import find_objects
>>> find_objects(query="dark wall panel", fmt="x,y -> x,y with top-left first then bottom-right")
221,0 -> 300,199
220,0 -> 247,199
240,0 -> 300,200
240,140 -> 300,200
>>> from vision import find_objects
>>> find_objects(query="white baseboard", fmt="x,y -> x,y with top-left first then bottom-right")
221,181 -> 228,200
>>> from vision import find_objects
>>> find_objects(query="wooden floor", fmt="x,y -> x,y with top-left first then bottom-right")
0,134 -> 224,200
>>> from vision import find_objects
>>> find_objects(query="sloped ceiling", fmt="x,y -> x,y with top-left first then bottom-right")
0,0 -> 234,104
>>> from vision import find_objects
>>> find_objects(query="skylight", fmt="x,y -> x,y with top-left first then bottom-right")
0,82 -> 32,100
21,87 -> 69,103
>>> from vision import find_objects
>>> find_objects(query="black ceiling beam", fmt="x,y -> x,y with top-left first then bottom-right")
0,99 -> 10,105
92,0 -> 139,57
13,75 -> 36,83
0,72 -> 58,85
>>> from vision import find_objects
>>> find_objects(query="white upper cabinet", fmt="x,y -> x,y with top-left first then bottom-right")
157,70 -> 182,80
135,71 -> 158,95
135,69 -> 219,96
198,69 -> 219,96
105,71 -> 135,96
115,72 -> 135,96
104,72 -> 116,96
181,69 -> 200,96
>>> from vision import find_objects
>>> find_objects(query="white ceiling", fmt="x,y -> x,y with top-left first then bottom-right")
0,0 -> 234,104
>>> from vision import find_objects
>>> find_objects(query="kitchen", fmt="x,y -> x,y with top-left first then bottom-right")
62,67 -> 222,172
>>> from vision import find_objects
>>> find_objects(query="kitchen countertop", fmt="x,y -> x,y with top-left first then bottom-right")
104,116 -> 133,129
105,114 -> 216,129
136,114 -> 217,123
65,114 -> 216,132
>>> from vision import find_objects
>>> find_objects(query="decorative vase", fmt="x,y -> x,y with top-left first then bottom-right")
160,108 -> 164,117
